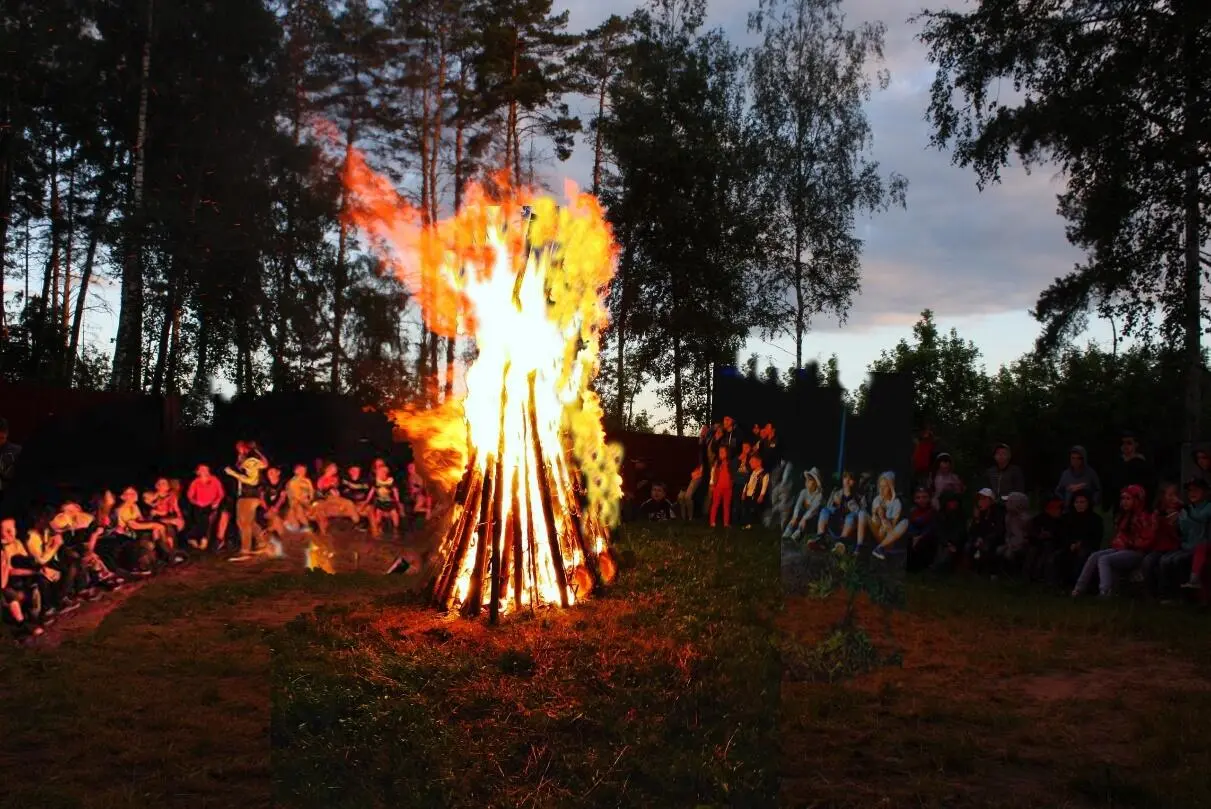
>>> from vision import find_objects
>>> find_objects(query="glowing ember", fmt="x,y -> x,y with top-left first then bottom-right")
343,153 -> 623,620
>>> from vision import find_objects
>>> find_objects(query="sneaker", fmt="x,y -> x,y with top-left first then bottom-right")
1181,577 -> 1202,589
58,601 -> 81,616
128,569 -> 152,578
872,546 -> 886,561
228,554 -> 253,563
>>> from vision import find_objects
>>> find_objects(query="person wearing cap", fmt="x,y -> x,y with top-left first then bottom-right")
930,452 -> 963,511
1055,446 -> 1101,511
982,443 -> 1025,501
224,440 -> 270,561
967,487 -> 1005,575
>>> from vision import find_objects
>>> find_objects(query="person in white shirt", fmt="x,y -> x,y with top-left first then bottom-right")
739,454 -> 770,529
783,467 -> 824,540
858,471 -> 909,560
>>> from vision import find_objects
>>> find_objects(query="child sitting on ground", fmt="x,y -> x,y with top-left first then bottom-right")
146,478 -> 187,539
368,464 -> 402,538
186,465 -> 227,551
905,485 -> 938,571
967,488 -> 1005,576
783,467 -> 824,541
2,518 -> 45,639
405,463 -> 430,527
314,463 -> 359,534
285,464 -> 315,532
117,486 -> 180,566
341,466 -> 371,528
51,500 -> 123,592
930,490 -> 968,573
260,467 -> 288,556
814,471 -> 860,548
639,482 -> 677,521
997,491 -> 1032,577
766,464 -> 796,529
858,471 -> 908,561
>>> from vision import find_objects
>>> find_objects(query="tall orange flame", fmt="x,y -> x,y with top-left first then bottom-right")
342,146 -> 623,616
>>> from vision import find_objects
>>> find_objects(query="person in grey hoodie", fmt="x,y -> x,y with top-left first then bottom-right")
1055,445 -> 1102,511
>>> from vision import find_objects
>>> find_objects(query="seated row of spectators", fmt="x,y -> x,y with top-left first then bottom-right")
2,442 -> 432,642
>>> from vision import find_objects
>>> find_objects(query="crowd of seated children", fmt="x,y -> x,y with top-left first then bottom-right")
1,444 -> 433,641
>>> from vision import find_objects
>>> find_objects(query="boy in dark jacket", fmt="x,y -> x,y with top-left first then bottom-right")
966,488 -> 1005,576
930,490 -> 968,573
1025,495 -> 1064,583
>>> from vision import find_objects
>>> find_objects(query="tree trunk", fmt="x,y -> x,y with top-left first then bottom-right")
332,120 -> 356,393
794,228 -> 804,369
63,160 -> 75,337
150,263 -> 178,396
672,333 -> 684,436
613,239 -> 633,427
165,298 -> 182,395
1182,16 -> 1202,445
444,334 -> 456,399
66,198 -> 107,384
0,108 -> 10,340
453,60 -> 468,209
508,31 -> 521,186
47,144 -> 61,326
592,76 -> 607,197
111,0 -> 154,392
429,33 -> 447,226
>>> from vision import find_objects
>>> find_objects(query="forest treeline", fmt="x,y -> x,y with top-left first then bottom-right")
1,1 -> 1207,451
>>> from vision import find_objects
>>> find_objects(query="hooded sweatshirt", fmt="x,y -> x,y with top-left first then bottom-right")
1055,445 -> 1102,510
790,468 -> 823,526
1110,485 -> 1155,552
1002,492 -> 1032,552
870,472 -> 905,529
1177,499 -> 1211,550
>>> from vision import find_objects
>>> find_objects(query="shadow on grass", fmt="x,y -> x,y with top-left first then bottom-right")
270,524 -> 782,809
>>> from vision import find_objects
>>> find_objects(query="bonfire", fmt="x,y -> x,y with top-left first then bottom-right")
343,155 -> 623,623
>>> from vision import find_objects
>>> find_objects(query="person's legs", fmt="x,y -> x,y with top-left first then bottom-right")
1185,543 -> 1208,586
1098,550 -> 1143,596
721,489 -> 732,527
1158,550 -> 1192,597
1140,551 -> 1164,597
235,498 -> 258,555
1073,549 -> 1111,595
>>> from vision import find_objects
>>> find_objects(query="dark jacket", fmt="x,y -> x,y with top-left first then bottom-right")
1061,508 -> 1104,554
983,463 -> 1026,499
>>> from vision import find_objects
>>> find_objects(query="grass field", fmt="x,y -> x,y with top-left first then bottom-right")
2,524 -> 1208,809
780,574 -> 1211,809
270,524 -> 782,808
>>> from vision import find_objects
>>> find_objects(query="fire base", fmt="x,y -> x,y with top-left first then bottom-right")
429,374 -> 617,623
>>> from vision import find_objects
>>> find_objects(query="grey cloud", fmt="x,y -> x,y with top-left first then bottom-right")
546,0 -> 1085,333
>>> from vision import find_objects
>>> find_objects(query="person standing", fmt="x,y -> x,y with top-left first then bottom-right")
983,443 -> 1026,500
1109,432 -> 1155,519
224,441 -> 268,562
1055,445 -> 1101,510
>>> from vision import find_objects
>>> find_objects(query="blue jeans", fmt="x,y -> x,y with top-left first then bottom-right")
1074,549 -> 1144,595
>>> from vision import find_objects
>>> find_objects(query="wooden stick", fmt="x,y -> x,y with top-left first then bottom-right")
461,457 -> 495,616
509,476 -> 523,612
529,373 -> 568,608
522,415 -> 540,615
433,467 -> 483,607
488,451 -> 505,625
